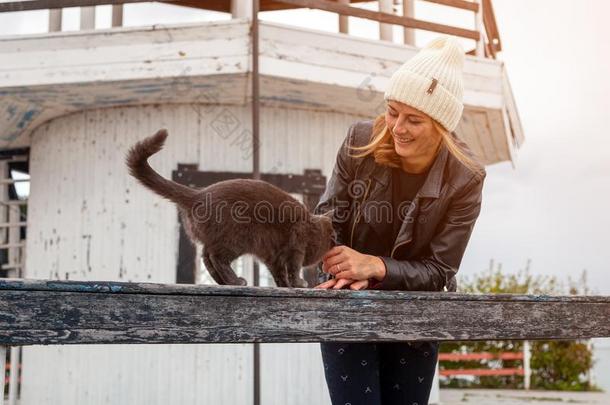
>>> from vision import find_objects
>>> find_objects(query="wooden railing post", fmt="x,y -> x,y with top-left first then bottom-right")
0,346 -> 5,405
6,348 -> 18,405
402,0 -> 415,45
231,0 -> 253,19
0,152 -> 29,405
48,9 -> 62,32
6,206 -> 20,405
473,0 -> 485,56
111,4 -> 123,27
0,162 -> 7,255
523,340 -> 531,389
80,6 -> 95,30
338,0 -> 349,34
378,0 -> 393,41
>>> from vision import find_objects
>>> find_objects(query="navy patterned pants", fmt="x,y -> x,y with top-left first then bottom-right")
320,341 -> 439,405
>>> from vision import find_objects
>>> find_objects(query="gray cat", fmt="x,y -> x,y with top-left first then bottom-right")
125,129 -> 336,288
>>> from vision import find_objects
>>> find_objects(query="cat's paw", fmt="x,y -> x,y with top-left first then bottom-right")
295,278 -> 309,288
237,277 -> 248,286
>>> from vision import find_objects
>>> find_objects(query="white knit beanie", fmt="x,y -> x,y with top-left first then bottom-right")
384,35 -> 465,132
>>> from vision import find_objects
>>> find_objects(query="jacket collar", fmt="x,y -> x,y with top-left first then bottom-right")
369,143 -> 448,200
358,143 -> 450,254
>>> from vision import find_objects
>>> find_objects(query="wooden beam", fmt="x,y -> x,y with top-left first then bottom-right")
260,0 -> 371,12
482,0 -> 502,52
420,0 -> 479,12
274,0 -> 481,40
167,0 -> 230,13
473,0 -> 484,56
0,0 -> 373,13
440,368 -> 524,376
439,352 -> 523,361
0,0 -> 156,12
0,279 -> 609,346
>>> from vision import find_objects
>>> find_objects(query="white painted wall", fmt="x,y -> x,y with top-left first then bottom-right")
0,19 -> 517,165
22,103 -> 366,404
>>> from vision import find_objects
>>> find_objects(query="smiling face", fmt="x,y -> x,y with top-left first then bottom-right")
385,100 -> 443,172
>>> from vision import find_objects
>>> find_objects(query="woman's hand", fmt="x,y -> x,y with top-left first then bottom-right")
314,277 -> 370,290
321,245 -> 386,281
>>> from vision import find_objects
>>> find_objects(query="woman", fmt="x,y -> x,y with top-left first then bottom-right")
312,35 -> 486,405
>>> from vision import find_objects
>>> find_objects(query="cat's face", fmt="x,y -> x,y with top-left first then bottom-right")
318,211 -> 338,249
303,213 -> 337,266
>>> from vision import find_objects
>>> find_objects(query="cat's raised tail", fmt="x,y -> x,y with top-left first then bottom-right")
125,129 -> 198,207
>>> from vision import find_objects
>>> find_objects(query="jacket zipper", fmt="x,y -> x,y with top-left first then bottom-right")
349,178 -> 372,248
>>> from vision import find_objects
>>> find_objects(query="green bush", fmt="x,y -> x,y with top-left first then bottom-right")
530,340 -> 593,391
438,259 -> 600,391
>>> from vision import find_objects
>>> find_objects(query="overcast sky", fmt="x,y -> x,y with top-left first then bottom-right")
0,0 -> 608,296
459,0 -> 610,296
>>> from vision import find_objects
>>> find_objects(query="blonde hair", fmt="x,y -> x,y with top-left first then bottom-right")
348,114 -> 484,178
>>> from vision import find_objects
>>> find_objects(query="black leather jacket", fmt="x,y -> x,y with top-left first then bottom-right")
314,119 -> 486,292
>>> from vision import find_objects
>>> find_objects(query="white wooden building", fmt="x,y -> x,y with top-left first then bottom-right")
0,1 -> 523,404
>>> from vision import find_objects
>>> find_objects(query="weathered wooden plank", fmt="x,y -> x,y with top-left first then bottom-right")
1,278 -> 609,346
3,278 -> 610,302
